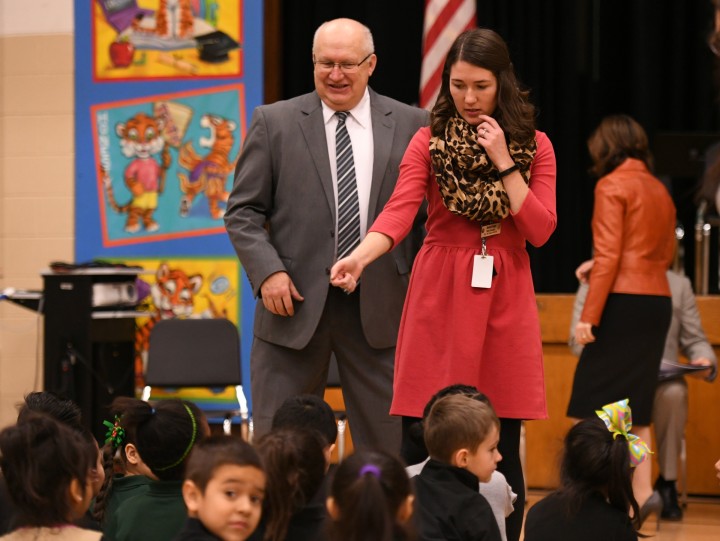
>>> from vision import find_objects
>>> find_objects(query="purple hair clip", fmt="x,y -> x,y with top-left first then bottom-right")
358,464 -> 381,478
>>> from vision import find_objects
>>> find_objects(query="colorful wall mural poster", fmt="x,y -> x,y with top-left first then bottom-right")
93,0 -> 242,81
76,0 -> 261,410
91,84 -> 246,247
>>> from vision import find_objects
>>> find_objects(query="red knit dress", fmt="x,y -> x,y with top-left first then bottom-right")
369,127 -> 557,419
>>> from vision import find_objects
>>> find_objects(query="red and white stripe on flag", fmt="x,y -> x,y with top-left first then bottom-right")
419,0 -> 477,110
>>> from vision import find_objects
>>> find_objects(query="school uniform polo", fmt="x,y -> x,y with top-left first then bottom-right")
108,479 -> 186,541
101,475 -> 151,535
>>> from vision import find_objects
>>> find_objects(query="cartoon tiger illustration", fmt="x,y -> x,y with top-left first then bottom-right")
154,0 -> 195,39
133,262 -> 229,391
134,263 -> 203,390
103,112 -> 171,233
177,114 -> 237,219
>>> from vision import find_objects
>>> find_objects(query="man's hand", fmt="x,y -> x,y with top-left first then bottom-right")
689,357 -> 713,380
260,271 -> 304,316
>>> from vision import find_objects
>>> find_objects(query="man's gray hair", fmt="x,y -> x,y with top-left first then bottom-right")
312,18 -> 375,57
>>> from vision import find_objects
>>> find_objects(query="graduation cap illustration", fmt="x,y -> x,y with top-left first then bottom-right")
195,30 -> 240,63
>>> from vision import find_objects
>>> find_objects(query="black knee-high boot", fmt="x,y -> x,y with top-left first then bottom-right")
496,418 -> 524,541
400,415 -> 426,465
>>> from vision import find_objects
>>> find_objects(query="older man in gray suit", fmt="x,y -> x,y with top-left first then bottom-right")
224,18 -> 428,452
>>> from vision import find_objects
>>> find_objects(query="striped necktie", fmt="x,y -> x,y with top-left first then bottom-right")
335,111 -> 361,259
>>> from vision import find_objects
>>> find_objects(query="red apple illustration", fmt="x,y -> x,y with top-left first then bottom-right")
110,37 -> 135,68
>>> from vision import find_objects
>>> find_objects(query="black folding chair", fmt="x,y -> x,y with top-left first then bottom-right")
141,318 -> 250,436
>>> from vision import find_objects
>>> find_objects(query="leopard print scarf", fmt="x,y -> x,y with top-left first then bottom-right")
429,116 -> 537,222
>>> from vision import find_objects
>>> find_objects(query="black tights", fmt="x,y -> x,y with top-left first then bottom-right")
496,418 -> 524,541
400,415 -> 428,465
401,416 -> 525,541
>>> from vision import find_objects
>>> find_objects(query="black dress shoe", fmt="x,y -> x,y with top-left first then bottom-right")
655,476 -> 683,521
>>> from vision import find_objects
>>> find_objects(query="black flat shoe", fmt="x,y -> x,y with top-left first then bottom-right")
638,490 -> 663,530
655,476 -> 683,521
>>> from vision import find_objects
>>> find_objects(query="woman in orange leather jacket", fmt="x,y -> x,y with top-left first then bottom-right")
567,115 -> 676,525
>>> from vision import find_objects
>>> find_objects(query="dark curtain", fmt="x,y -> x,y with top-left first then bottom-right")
279,0 -> 720,292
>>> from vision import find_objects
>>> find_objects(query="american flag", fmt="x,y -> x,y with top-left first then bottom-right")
419,0 -> 477,110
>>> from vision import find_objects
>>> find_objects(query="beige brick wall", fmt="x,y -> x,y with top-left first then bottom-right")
0,34 -> 75,426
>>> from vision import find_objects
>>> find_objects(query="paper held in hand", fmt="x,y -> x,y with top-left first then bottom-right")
658,359 -> 708,381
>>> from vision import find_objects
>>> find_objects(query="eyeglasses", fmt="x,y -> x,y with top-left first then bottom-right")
313,53 -> 373,73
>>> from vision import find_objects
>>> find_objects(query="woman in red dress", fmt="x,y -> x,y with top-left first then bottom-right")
331,28 -> 556,541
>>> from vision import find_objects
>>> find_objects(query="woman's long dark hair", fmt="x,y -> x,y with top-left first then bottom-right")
327,450 -> 415,541
558,417 -> 641,530
587,114 -> 653,178
430,28 -> 536,142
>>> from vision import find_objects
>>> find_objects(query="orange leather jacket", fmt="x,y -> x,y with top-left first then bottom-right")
581,158 -> 676,326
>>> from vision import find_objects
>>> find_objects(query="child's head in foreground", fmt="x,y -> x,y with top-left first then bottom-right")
17,391 -> 83,429
114,397 -> 209,481
182,435 -> 266,541
406,384 -> 492,462
92,395 -> 163,524
254,428 -> 327,541
327,449 -> 415,541
560,416 -> 640,524
99,396 -> 157,479
0,413 -> 98,528
423,394 -> 501,482
270,394 -> 338,465
18,391 -> 105,499
422,384 -> 489,418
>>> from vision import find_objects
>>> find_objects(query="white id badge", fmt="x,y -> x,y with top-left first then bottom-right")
472,255 -> 494,288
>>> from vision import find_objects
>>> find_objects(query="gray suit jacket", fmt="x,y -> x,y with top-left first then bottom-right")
569,270 -> 717,381
224,89 -> 428,350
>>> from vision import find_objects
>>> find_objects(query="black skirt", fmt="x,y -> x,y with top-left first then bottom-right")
567,293 -> 671,425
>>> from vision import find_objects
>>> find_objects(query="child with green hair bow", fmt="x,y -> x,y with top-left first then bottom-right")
524,399 -> 655,540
